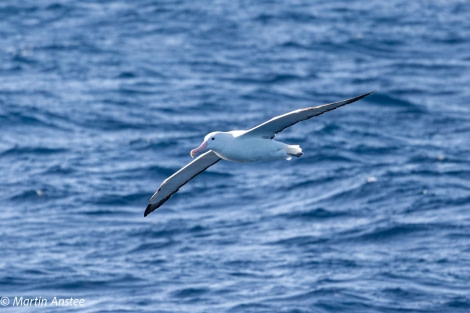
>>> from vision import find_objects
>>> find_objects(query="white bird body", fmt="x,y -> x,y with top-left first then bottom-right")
144,91 -> 374,217
196,131 -> 302,162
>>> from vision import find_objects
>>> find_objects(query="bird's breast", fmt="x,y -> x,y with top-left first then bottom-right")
213,138 -> 286,162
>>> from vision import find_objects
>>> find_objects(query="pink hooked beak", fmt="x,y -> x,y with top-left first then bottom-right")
190,141 -> 208,158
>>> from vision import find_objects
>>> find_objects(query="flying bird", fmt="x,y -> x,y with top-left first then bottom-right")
145,91 -> 373,217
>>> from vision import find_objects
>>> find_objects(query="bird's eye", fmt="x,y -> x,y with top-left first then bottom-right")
211,137 -> 215,140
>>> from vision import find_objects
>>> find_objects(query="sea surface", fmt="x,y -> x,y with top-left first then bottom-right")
1,1 -> 469,312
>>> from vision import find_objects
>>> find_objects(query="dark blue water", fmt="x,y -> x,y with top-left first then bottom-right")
1,1 -> 469,312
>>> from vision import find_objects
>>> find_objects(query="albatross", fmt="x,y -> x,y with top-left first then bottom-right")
145,91 -> 373,216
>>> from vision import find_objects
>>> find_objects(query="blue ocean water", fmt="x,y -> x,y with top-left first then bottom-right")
1,0 -> 470,312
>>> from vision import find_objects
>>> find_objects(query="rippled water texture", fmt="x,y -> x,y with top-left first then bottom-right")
1,1 -> 469,312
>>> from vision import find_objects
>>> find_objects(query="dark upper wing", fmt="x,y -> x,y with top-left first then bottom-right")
242,91 -> 374,139
144,151 -> 221,216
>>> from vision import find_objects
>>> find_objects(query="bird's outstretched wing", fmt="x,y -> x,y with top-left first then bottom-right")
242,91 -> 374,139
144,151 -> 221,216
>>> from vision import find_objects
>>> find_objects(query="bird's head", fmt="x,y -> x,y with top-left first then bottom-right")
190,131 -> 230,158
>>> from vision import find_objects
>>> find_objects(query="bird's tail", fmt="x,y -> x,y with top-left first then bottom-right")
284,145 -> 303,159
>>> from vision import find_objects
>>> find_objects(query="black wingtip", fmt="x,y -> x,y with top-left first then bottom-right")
144,203 -> 155,217
341,90 -> 375,106
355,90 -> 375,100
